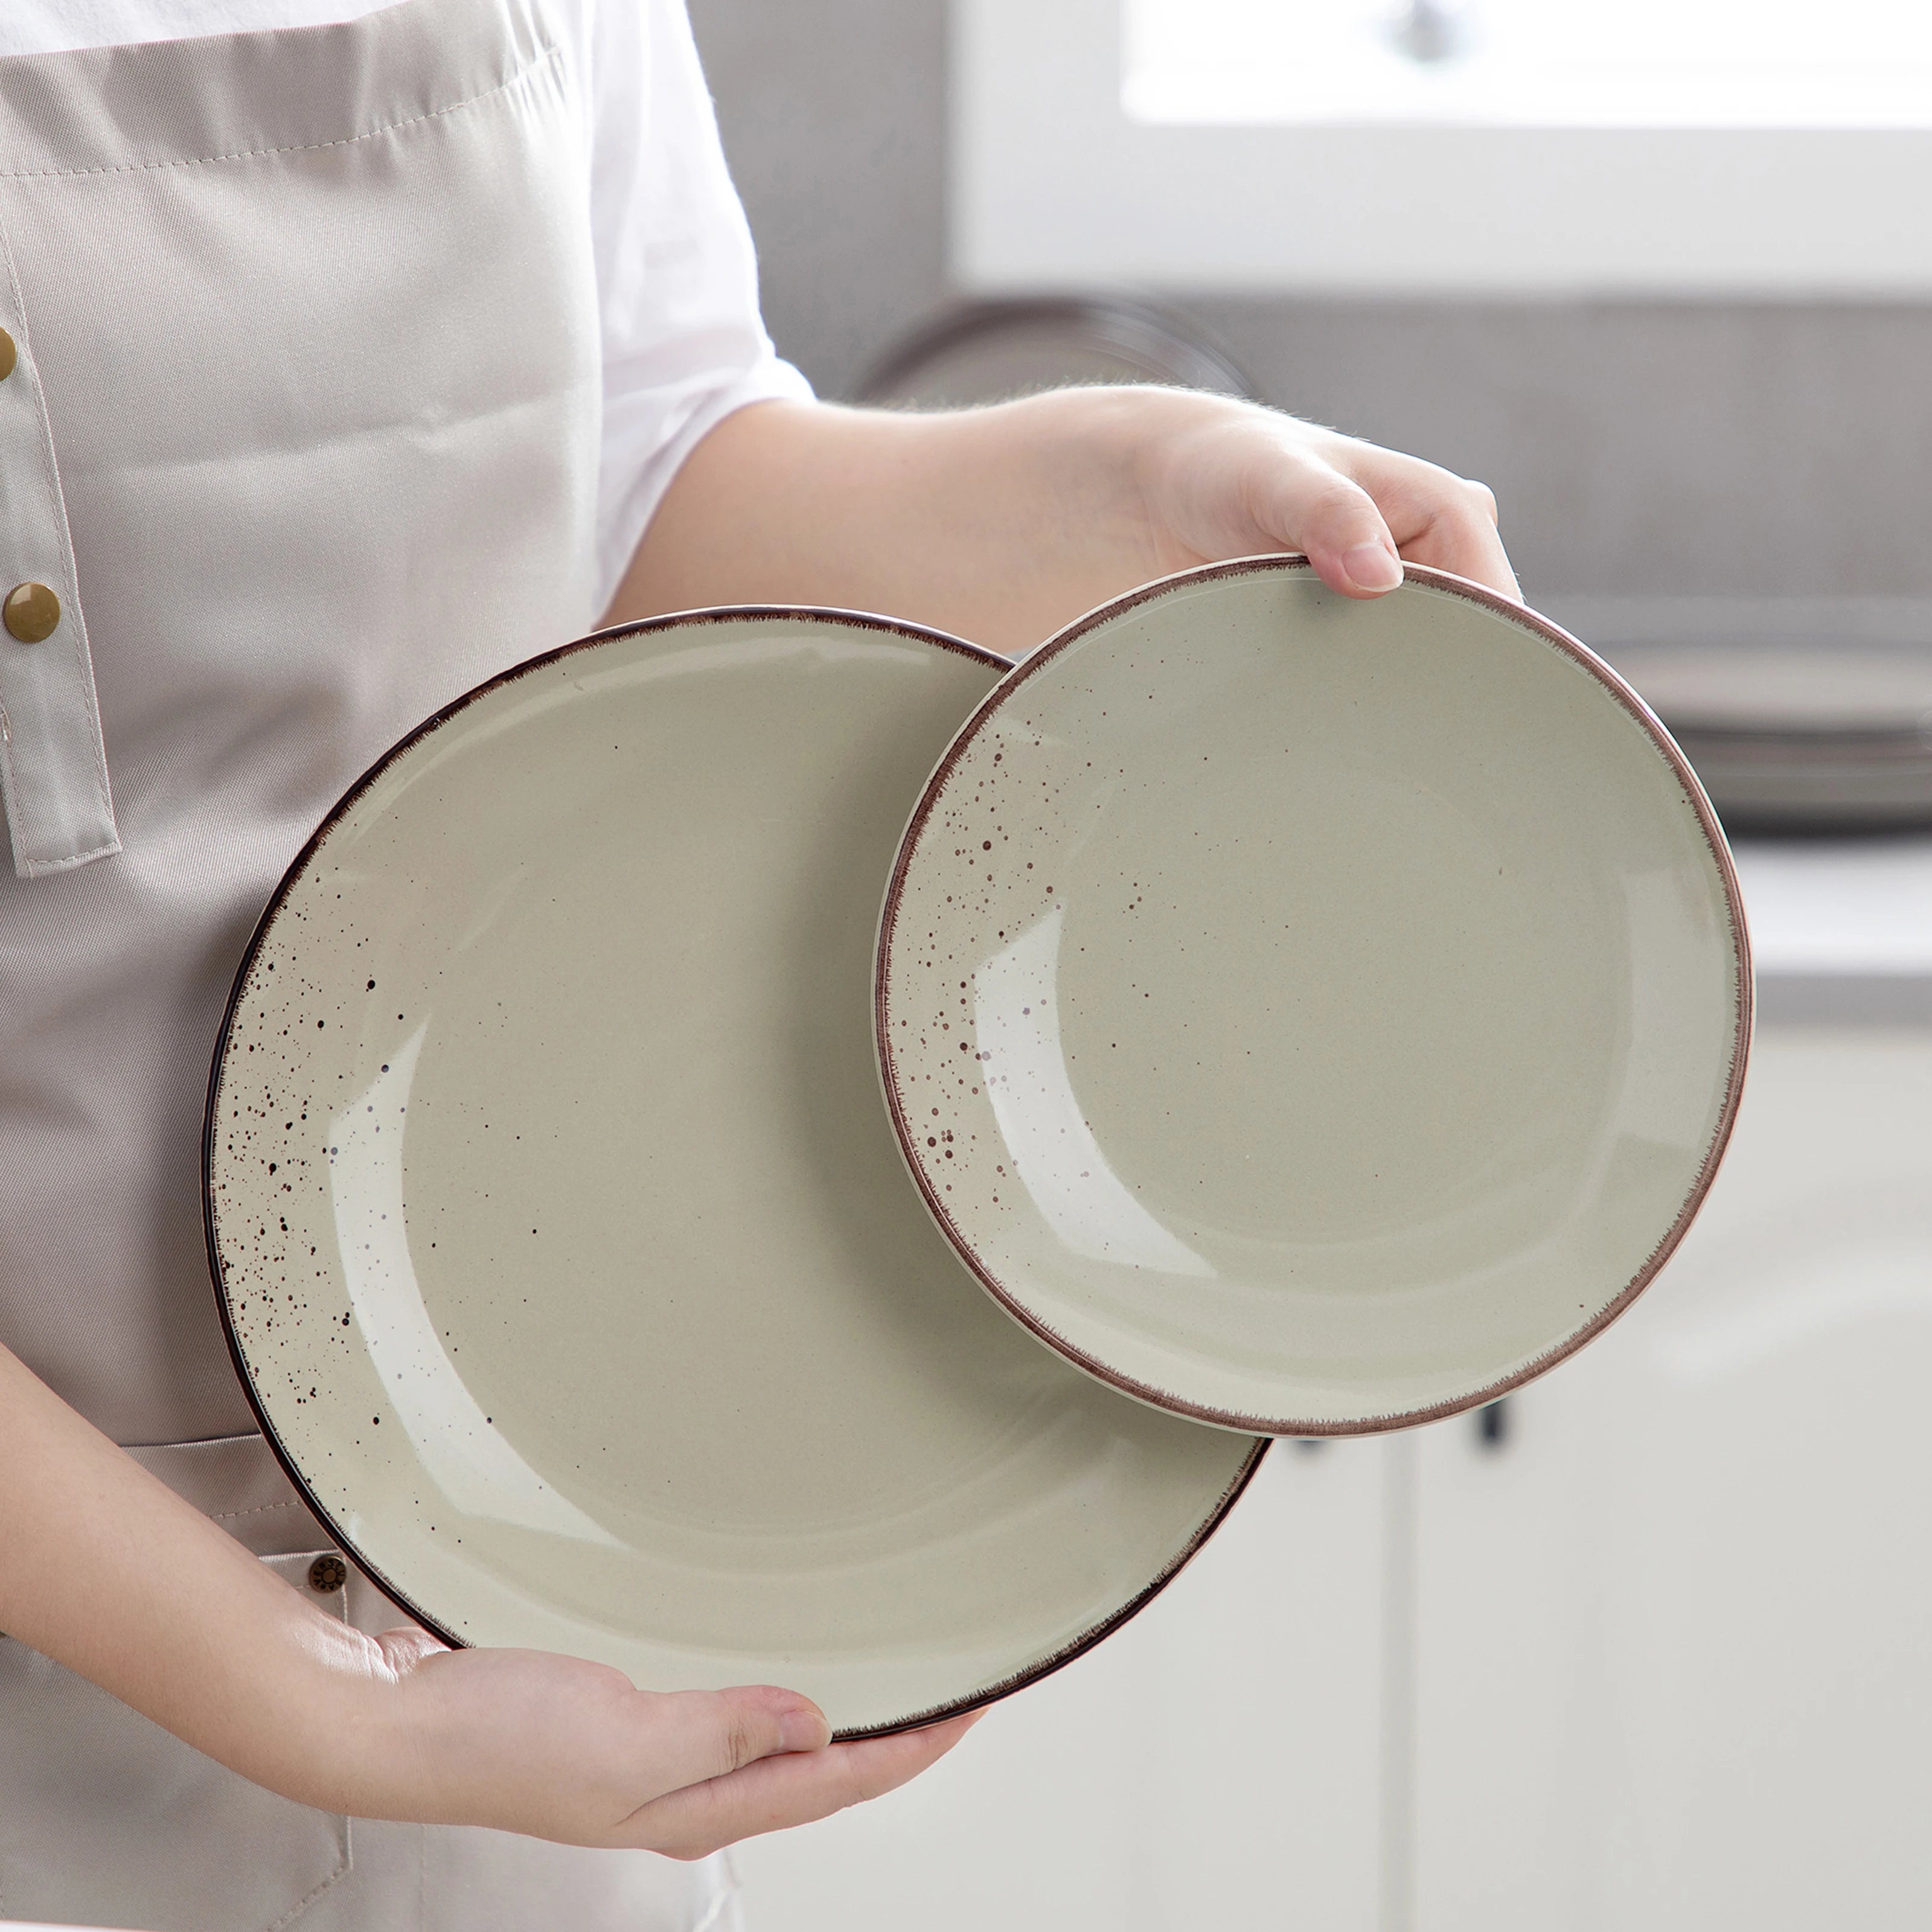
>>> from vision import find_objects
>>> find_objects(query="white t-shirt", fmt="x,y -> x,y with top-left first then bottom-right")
0,0 -> 810,610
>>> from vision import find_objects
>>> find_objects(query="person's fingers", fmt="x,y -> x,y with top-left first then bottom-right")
1334,449 -> 1521,601
635,1684 -> 833,1796
618,1710 -> 984,1860
1243,455 -> 1404,600
1150,400 -> 1518,603
1400,500 -> 1520,601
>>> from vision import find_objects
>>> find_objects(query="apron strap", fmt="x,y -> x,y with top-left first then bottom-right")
125,1431 -> 330,1558
0,207 -> 118,878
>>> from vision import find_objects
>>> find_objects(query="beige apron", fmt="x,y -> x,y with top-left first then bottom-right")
0,1 -> 738,1924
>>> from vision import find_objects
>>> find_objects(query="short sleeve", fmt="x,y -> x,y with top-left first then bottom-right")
587,0 -> 813,613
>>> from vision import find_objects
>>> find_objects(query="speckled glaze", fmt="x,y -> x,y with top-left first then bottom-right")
875,560 -> 1752,1435
206,610 -> 1264,1736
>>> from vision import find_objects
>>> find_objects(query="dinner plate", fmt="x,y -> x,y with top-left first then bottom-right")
875,559 -> 1751,1435
206,610 -> 1262,1736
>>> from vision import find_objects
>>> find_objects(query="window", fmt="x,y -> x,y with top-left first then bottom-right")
1125,0 -> 1932,129
952,0 -> 1932,292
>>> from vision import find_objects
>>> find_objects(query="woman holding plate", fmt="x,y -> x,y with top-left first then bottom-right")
0,0 -> 1518,1927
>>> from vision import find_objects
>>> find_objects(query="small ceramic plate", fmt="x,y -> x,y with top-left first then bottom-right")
875,559 -> 1751,1435
206,610 -> 1262,1736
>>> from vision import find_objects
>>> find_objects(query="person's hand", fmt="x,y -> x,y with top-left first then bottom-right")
1111,386 -> 1520,604
0,1339 -> 976,1857
342,1628 -> 977,1855
615,388 -> 1520,656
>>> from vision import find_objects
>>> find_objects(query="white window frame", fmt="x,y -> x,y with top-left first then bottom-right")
950,0 -> 1932,295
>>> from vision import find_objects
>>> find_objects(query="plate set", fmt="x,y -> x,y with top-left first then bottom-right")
205,557 -> 1751,1735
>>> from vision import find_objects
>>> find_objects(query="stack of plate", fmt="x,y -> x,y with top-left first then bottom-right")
1605,639 -> 1932,835
855,298 -> 1253,411
205,559 -> 1750,1736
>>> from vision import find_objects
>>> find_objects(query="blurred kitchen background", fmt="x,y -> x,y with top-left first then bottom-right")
690,2 -> 1932,1927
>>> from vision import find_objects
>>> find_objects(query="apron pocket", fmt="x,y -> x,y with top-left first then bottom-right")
0,1550 -> 351,1932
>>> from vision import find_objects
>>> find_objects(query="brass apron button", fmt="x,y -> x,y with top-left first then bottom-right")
0,327 -> 16,381
307,1555 -> 348,1594
3,582 -> 60,643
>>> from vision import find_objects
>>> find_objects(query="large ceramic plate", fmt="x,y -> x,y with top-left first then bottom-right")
875,560 -> 1751,1435
206,610 -> 1262,1736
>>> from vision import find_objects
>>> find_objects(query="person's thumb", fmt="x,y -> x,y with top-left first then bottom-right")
644,1683 -> 831,1793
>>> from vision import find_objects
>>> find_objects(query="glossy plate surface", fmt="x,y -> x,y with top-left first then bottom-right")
207,611 -> 1262,1735
877,561 -> 1751,1434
